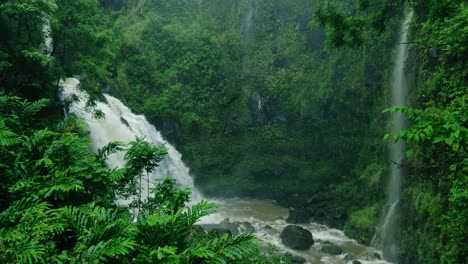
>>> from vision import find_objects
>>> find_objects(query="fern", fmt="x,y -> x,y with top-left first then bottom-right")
60,204 -> 137,261
0,198 -> 47,224
96,141 -> 125,165
0,120 -> 21,147
0,230 -> 47,264
39,178 -> 85,198
216,233 -> 258,261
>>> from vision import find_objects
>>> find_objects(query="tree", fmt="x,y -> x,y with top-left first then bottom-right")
124,137 -> 167,210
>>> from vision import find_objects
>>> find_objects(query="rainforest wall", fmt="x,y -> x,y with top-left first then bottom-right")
108,0 -> 400,234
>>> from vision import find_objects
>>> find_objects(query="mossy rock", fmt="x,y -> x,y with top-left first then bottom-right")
344,204 -> 380,244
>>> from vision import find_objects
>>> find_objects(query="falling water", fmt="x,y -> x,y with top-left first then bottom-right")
42,20 -> 53,54
59,78 -> 202,203
243,0 -> 254,47
372,12 -> 413,263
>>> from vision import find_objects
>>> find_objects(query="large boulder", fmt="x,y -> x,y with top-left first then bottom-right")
280,225 -> 314,250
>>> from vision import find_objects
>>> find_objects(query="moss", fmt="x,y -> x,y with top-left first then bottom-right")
344,204 -> 380,244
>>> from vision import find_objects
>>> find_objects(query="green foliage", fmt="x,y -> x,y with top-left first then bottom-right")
146,176 -> 191,213
344,204 -> 380,244
125,137 -> 167,176
0,93 -> 269,263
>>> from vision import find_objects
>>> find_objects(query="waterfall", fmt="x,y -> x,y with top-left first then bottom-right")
372,12 -> 413,263
42,19 -> 53,54
59,78 -> 203,204
243,0 -> 254,47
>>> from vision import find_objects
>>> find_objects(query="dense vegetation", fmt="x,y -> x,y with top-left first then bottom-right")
1,0 -> 466,263
317,1 -> 467,262
0,0 -> 282,263
109,0 -> 398,234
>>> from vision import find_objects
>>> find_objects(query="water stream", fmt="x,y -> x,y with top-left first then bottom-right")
60,79 -> 390,264
371,12 -> 413,263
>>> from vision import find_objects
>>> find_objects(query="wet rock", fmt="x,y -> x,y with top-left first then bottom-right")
280,225 -> 314,250
221,218 -> 255,233
264,225 -> 273,230
284,253 -> 306,264
235,221 -> 255,233
198,224 -> 237,236
286,208 -> 310,224
320,244 -> 343,255
352,260 -> 362,264
343,253 -> 357,262
120,117 -> 130,128
372,253 -> 382,260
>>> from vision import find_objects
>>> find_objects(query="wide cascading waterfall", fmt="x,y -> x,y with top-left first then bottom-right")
60,78 -> 202,203
372,12 -> 413,263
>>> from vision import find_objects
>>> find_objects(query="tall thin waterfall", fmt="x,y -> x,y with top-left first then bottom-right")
60,78 -> 203,203
243,0 -> 254,47
372,12 -> 413,263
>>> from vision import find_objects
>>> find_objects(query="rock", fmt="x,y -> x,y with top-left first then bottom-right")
280,225 -> 314,250
284,253 -> 306,264
343,253 -> 357,262
120,117 -> 130,128
352,260 -> 362,264
372,253 -> 381,260
286,208 -> 310,224
320,244 -> 343,255
236,221 -> 255,233
264,225 -> 273,230
198,224 -> 237,236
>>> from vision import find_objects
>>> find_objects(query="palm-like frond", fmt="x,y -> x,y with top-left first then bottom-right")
213,233 -> 258,261
182,232 -> 258,263
0,229 -> 47,264
0,198 -> 67,263
60,204 -> 137,261
183,200 -> 218,226
0,198 -> 47,224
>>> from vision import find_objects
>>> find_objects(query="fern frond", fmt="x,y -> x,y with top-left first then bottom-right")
96,141 -> 125,164
19,98 -> 49,121
108,168 -> 127,181
61,204 -> 137,261
217,233 -> 258,261
0,120 -> 21,147
0,230 -> 47,264
61,206 -> 90,235
39,178 -> 85,198
0,198 -> 47,224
